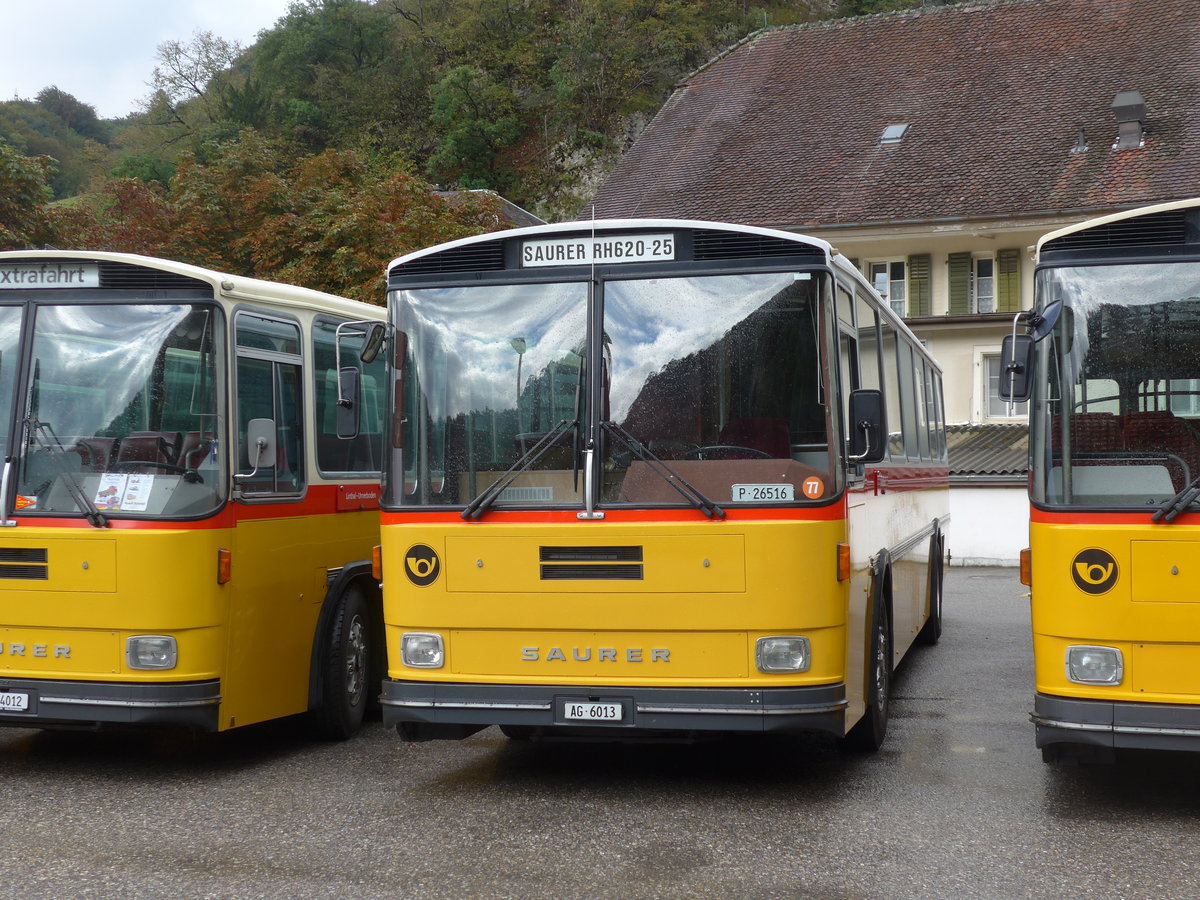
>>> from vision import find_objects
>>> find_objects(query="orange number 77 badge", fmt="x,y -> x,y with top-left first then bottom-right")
802,476 -> 824,499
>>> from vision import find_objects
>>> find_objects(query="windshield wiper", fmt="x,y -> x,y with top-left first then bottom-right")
25,419 -> 108,528
1152,473 -> 1200,524
461,418 -> 576,520
602,421 -> 725,519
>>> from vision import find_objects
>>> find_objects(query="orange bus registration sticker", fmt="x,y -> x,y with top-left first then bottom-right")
802,476 -> 824,499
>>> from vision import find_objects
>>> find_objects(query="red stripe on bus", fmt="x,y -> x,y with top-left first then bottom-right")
8,483 -> 378,529
1029,506 -> 1200,526
381,503 -> 848,525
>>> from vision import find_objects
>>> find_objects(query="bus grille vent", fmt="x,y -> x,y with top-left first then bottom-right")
540,545 -> 644,580
390,242 -> 506,278
0,548 -> 48,563
540,564 -> 644,581
1043,209 -> 1190,253
692,230 -> 823,261
98,261 -> 210,292
540,546 -> 643,562
0,548 -> 49,580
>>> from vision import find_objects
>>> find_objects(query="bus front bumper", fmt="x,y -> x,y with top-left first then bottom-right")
382,679 -> 847,740
1033,693 -> 1200,753
0,677 -> 221,731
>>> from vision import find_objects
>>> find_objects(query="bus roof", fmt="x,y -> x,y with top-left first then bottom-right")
386,217 -> 836,271
1036,197 -> 1200,256
386,217 -> 937,372
0,249 -> 383,320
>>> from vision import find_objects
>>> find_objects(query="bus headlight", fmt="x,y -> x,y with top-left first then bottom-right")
756,636 -> 811,673
401,632 -> 445,668
1065,645 -> 1123,685
126,636 -> 177,670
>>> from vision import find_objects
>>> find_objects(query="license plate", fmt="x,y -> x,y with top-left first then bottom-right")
562,701 -> 623,722
732,483 -> 795,502
0,691 -> 29,713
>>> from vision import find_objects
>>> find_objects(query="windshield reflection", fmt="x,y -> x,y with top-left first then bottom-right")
16,303 -> 225,518
389,271 -> 834,509
1036,262 -> 1200,508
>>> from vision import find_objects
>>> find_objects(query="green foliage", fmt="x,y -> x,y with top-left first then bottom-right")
0,141 -> 56,249
52,129 -> 502,302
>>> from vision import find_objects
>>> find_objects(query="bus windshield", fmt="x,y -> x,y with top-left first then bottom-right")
1035,261 -> 1200,508
15,303 -> 226,519
389,270 -> 833,509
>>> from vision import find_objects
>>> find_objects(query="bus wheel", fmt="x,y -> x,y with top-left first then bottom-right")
311,588 -> 370,741
917,539 -> 944,646
842,600 -> 891,752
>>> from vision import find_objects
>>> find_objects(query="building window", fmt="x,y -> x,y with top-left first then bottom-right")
973,257 -> 995,314
985,354 -> 1028,418
868,261 -> 906,317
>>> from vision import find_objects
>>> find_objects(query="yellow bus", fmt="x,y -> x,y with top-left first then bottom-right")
1005,198 -> 1200,762
377,219 -> 949,748
0,250 -> 386,738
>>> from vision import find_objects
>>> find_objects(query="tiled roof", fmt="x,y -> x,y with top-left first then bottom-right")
946,422 -> 1028,477
591,0 -> 1200,228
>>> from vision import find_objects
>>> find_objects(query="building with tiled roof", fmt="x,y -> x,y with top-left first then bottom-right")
590,0 -> 1200,563
592,0 -> 1200,431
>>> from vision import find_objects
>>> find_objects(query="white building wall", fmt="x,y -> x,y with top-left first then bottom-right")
947,486 -> 1027,566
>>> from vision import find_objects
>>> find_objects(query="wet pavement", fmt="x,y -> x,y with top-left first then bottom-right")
1,566 -> 1199,898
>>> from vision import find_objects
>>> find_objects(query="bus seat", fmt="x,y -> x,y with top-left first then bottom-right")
74,437 -> 117,471
1124,411 -> 1200,485
1053,413 -> 1123,452
117,431 -> 181,466
718,418 -> 790,458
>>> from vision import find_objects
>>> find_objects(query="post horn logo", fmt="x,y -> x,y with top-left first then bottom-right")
404,544 -> 441,587
1071,548 -> 1118,595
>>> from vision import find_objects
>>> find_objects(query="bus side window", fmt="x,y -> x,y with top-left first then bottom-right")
235,312 -> 305,495
881,323 -> 903,458
313,318 -> 385,474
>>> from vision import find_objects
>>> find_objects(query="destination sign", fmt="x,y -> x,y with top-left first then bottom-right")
0,262 -> 100,289
521,234 -> 675,267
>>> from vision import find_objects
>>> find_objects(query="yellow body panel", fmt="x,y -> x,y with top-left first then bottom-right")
1030,521 -> 1200,706
385,519 -> 848,689
0,507 -> 377,730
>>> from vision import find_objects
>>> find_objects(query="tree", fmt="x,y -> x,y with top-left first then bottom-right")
0,142 -> 56,249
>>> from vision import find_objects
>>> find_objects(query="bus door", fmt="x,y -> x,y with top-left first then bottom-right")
226,309 -> 318,729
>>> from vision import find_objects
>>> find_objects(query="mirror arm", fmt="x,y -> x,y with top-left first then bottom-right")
847,419 -> 874,463
233,436 -> 268,482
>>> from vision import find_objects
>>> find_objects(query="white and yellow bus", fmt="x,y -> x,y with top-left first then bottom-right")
377,219 -> 949,747
0,251 -> 386,738
1004,198 -> 1200,762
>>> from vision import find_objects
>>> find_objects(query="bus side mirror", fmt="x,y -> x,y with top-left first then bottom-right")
360,322 -> 386,364
235,417 -> 275,481
848,389 -> 885,464
999,334 -> 1034,402
337,367 -> 361,439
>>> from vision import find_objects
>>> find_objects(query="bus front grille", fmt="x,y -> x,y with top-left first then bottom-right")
0,548 -> 49,580
540,564 -> 644,580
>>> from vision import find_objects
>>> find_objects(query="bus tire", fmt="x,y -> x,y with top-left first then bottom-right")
311,587 -> 371,741
917,534 -> 944,646
842,597 -> 891,752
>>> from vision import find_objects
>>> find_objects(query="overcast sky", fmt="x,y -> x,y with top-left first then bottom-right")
1,0 -> 297,119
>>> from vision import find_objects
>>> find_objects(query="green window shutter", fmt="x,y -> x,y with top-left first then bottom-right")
907,254 -> 931,317
996,248 -> 1021,312
948,252 -> 971,315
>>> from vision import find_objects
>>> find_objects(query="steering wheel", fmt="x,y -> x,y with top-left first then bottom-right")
684,445 -> 772,461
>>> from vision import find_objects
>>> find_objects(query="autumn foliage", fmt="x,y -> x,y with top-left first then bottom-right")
45,131 -> 501,303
